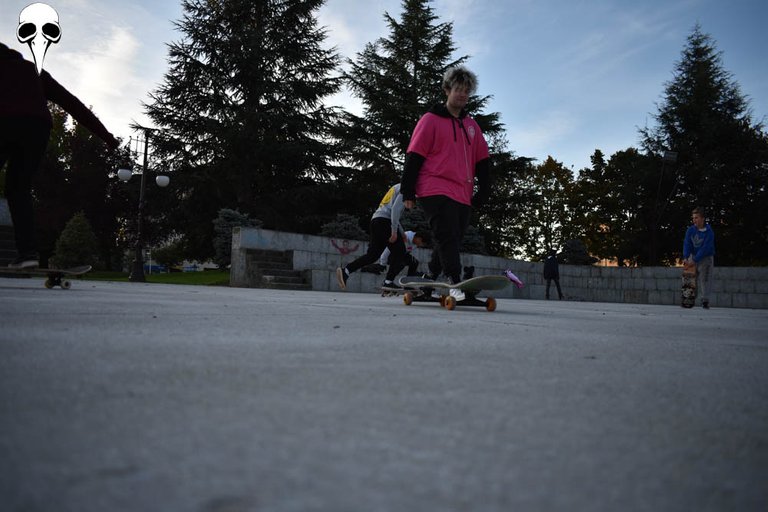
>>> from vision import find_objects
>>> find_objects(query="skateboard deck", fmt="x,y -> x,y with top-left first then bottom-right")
681,263 -> 697,308
0,265 -> 92,289
398,275 -> 511,311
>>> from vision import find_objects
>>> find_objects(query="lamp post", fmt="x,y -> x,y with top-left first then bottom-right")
117,127 -> 170,282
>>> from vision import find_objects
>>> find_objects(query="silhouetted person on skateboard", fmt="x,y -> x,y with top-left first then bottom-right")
0,41 -> 118,269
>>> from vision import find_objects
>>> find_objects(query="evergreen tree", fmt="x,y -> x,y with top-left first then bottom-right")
574,148 -> 647,266
52,211 -> 99,268
476,133 -> 534,259
319,213 -> 369,241
512,156 -> 576,260
68,121 -> 131,269
144,0 -> 342,259
212,208 -> 262,268
640,25 -> 768,265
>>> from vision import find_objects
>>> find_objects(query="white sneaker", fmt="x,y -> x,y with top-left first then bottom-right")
449,287 -> 465,302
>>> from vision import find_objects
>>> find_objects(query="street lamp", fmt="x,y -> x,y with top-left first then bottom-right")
117,127 -> 170,282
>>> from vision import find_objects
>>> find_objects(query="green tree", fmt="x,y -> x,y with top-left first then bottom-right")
559,239 -> 597,266
512,156 -> 576,260
68,121 -> 132,270
640,25 -> 768,265
52,211 -> 99,268
212,208 -> 262,269
23,105 -> 132,269
153,239 -> 187,271
31,106 -> 70,267
319,213 -> 369,241
145,0 -> 342,259
341,0 -> 466,188
574,148 -> 651,266
476,133 -> 534,259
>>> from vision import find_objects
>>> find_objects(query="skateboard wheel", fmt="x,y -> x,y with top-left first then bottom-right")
403,292 -> 413,306
439,296 -> 446,307
444,296 -> 456,310
485,297 -> 497,312
61,280 -> 71,290
44,279 -> 54,289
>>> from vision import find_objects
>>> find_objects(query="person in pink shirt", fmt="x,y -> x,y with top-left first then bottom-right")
400,65 -> 490,301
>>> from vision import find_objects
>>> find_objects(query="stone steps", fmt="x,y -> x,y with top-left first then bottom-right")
245,249 -> 311,291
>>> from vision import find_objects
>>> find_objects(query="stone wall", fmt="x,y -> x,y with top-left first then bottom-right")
231,227 -> 768,309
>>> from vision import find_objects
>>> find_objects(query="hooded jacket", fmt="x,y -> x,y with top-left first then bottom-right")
401,103 -> 490,207
683,223 -> 715,263
0,42 -> 117,148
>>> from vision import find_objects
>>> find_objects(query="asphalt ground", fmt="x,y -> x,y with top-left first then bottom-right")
1,277 -> 767,512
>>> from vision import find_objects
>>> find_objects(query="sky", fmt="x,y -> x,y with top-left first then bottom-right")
2,0 -> 767,171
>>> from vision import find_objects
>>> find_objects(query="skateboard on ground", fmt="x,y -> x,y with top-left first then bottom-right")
380,277 -> 441,304
398,275 -> 511,312
0,265 -> 92,289
681,262 -> 697,308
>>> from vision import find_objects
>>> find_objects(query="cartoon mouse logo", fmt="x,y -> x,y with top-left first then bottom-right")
17,3 -> 61,75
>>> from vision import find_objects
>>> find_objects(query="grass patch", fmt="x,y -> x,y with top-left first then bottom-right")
86,270 -> 230,286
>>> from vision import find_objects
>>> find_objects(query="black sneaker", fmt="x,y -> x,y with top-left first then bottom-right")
336,267 -> 350,290
382,280 -> 401,290
702,301 -> 710,309
8,253 -> 39,269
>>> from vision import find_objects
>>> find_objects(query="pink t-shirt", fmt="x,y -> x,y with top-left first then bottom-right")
406,112 -> 489,205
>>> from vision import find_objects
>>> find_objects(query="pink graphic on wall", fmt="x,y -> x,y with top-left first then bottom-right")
331,239 -> 360,255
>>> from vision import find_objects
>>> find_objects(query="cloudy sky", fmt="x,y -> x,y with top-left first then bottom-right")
2,0 -> 766,170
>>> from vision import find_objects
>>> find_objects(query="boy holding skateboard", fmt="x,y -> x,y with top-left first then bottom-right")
400,65 -> 491,302
683,207 -> 715,309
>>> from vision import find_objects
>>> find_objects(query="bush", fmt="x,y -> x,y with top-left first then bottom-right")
560,239 -> 598,265
212,209 -> 262,268
153,239 -> 186,270
320,213 -> 368,241
52,212 -> 99,268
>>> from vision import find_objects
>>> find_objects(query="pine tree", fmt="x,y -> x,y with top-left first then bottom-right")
53,212 -> 99,268
640,25 -> 768,265
144,0 -> 342,259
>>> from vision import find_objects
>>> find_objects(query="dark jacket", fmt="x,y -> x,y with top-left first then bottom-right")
0,42 -> 117,149
543,255 -> 559,279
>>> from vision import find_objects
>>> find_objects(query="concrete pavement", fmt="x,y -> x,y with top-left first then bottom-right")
1,277 -> 767,511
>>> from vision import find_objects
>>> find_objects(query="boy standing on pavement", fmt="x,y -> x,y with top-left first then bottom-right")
336,184 -> 409,290
400,65 -> 491,302
543,248 -> 564,300
683,207 -> 715,309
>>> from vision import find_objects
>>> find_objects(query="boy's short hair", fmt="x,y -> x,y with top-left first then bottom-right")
442,65 -> 478,95
692,207 -> 706,217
